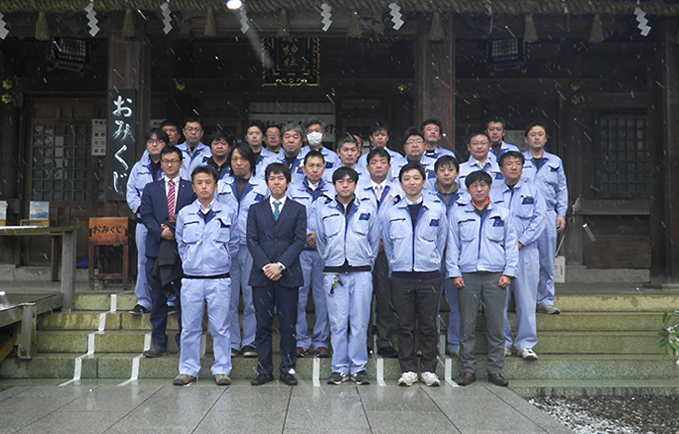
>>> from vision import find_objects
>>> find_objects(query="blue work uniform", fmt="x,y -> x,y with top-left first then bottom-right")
201,155 -> 231,181
356,147 -> 405,180
299,145 -> 342,172
446,200 -> 519,375
491,179 -> 546,351
224,176 -> 269,352
522,150 -> 568,307
126,152 -> 164,311
423,145 -> 456,160
457,157 -> 504,190
316,195 -> 380,375
178,142 -> 211,181
261,147 -> 285,163
287,177 -> 333,351
176,199 -> 240,377
283,154 -> 307,185
389,156 -> 437,184
424,185 -> 469,354
488,141 -> 521,162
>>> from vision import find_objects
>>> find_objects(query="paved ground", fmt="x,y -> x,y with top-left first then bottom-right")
0,380 -> 573,434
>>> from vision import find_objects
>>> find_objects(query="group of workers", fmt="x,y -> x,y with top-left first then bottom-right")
126,115 -> 568,388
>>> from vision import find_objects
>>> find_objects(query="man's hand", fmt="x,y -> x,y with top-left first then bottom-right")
453,277 -> 465,288
263,263 -> 283,281
161,224 -> 174,240
518,242 -> 524,250
498,275 -> 512,288
556,216 -> 567,233
306,232 -> 317,249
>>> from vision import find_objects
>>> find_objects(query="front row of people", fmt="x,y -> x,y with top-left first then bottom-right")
140,142 -> 542,388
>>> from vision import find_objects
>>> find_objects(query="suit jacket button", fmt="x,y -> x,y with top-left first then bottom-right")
274,238 -> 277,242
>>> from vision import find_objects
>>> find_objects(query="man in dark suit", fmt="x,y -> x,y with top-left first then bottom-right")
140,145 -> 196,358
247,162 -> 306,386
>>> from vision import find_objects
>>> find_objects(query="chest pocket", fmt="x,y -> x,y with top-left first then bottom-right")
182,220 -> 201,244
214,219 -> 232,243
517,196 -> 536,219
543,163 -> 560,185
458,219 -> 476,242
353,212 -> 370,235
420,215 -> 439,241
487,217 -> 505,241
389,217 -> 408,240
322,213 -> 343,238
135,170 -> 153,189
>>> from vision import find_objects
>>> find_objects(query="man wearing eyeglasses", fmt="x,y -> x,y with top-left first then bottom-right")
261,124 -> 285,162
389,128 -> 437,183
457,132 -> 504,190
140,146 -> 197,358
178,116 -> 211,180
127,128 -> 168,315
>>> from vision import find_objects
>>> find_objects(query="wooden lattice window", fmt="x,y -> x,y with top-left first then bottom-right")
598,115 -> 648,195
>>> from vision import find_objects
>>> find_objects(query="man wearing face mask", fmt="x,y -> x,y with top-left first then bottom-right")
298,118 -> 341,178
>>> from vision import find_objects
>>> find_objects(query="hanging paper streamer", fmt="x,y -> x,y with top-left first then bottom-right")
0,13 -> 8,40
634,5 -> 650,36
160,1 -> 172,34
389,3 -> 404,31
486,0 -> 493,34
561,0 -> 569,14
240,7 -> 250,33
320,3 -> 332,32
84,1 -> 100,36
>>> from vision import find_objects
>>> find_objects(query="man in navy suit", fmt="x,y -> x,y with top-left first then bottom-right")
247,162 -> 306,386
140,146 -> 196,358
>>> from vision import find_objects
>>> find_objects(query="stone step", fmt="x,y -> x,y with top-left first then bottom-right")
554,292 -> 679,312
508,379 -> 679,398
2,353 -> 677,381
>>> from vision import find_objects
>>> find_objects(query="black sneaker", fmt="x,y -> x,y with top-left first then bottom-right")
167,305 -> 177,315
327,372 -> 349,385
352,370 -> 370,385
241,345 -> 258,358
129,304 -> 150,314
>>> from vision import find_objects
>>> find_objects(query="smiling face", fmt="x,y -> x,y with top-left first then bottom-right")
400,168 -> 426,200
192,172 -> 217,204
467,134 -> 491,161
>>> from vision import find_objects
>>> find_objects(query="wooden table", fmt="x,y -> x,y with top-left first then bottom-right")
0,226 -> 80,310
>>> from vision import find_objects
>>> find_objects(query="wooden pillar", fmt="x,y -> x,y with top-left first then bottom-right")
414,13 -> 455,150
0,40 -> 22,200
648,19 -> 679,285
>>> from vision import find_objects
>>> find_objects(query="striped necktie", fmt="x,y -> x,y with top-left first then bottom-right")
167,179 -> 176,217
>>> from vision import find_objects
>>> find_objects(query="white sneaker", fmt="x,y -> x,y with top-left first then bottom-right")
504,347 -> 512,357
517,348 -> 538,360
398,371 -> 418,387
420,371 -> 440,387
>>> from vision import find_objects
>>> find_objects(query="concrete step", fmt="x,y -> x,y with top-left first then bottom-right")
2,353 -> 677,381
509,379 -> 679,398
554,292 -> 679,312
38,311 -> 180,332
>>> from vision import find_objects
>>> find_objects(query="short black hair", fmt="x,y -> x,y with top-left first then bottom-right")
161,145 -> 183,160
332,167 -> 359,184
524,122 -> 549,137
464,170 -> 493,188
486,116 -> 507,129
303,150 -> 325,166
367,147 -> 391,164
266,124 -> 281,134
191,165 -> 219,183
404,127 -> 425,143
160,119 -> 181,130
399,162 -> 426,182
420,118 -> 442,131
145,128 -> 170,144
305,117 -> 325,131
498,151 -> 525,166
182,116 -> 203,129
208,130 -> 234,146
229,142 -> 256,175
469,131 -> 491,143
370,120 -> 390,136
246,120 -> 266,136
265,162 -> 291,183
337,136 -> 359,151
435,155 -> 459,172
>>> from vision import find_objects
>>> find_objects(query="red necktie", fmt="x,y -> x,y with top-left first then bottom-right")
167,179 -> 176,217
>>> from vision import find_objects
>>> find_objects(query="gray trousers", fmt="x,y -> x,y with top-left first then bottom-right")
458,272 -> 506,374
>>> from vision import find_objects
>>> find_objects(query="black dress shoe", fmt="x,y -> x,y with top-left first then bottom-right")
279,372 -> 298,386
457,371 -> 476,386
250,373 -> 274,386
377,346 -> 399,358
488,372 -> 509,387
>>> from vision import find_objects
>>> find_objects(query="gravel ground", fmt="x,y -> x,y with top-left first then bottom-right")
529,395 -> 679,434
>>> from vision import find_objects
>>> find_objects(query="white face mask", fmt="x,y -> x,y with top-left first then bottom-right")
306,131 -> 323,147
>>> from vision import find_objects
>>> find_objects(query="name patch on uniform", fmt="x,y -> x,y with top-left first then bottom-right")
427,171 -> 436,179
430,219 -> 439,227
522,196 -> 535,205
492,218 -> 505,227
325,162 -> 333,168
495,173 -> 504,179
359,213 -> 370,221
254,193 -> 265,201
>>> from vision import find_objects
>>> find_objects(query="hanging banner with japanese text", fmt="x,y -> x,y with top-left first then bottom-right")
262,38 -> 320,87
106,89 -> 136,201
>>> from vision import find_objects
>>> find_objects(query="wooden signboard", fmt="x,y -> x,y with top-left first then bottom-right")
89,217 -> 129,244
106,89 -> 137,201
